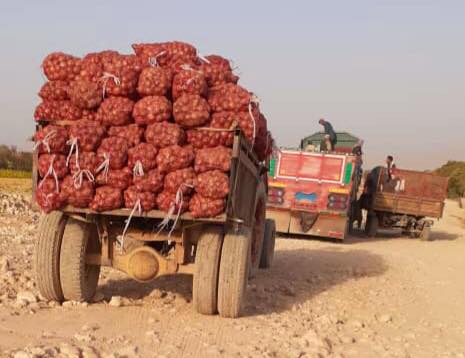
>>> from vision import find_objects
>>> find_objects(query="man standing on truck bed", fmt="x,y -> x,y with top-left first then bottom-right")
318,118 -> 337,151
386,155 -> 396,181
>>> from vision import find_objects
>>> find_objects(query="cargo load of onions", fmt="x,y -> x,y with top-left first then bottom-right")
32,40 -> 273,221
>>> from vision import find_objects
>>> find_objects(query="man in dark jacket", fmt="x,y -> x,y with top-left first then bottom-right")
319,118 -> 337,151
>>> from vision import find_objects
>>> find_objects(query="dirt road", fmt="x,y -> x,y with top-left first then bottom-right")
1,182 -> 464,357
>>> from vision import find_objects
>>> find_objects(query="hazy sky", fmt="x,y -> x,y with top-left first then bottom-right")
1,0 -> 464,170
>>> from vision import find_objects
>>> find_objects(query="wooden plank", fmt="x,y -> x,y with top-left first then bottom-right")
373,193 -> 443,218
62,206 -> 226,223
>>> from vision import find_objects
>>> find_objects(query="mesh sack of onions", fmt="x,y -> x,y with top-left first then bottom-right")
77,61 -> 103,83
101,55 -> 140,97
83,50 -> 119,66
207,83 -> 251,112
124,186 -> 156,211
250,113 -> 269,161
172,69 -> 207,100
35,178 -> 64,213
38,154 -> 68,179
96,97 -> 134,126
186,129 -> 233,149
108,124 -> 144,147
173,94 -> 210,128
132,41 -> 197,68
164,168 -> 195,194
69,151 -> 99,175
133,96 -> 172,125
61,175 -> 94,208
68,120 -> 106,152
33,125 -> 68,154
145,122 -> 185,148
133,169 -> 164,193
137,66 -> 172,97
42,52 -> 82,81
156,145 -> 195,173
68,79 -> 102,109
128,143 -> 158,172
235,109 -> 261,142
39,81 -> 69,101
185,110 -> 236,148
96,167 -> 132,190
195,170 -> 229,199
90,186 -> 123,212
34,100 -> 82,122
208,108 -> 261,144
81,109 -> 98,121
156,190 -> 190,213
97,137 -> 129,170
189,194 -> 225,218
198,55 -> 238,87
194,146 -> 232,173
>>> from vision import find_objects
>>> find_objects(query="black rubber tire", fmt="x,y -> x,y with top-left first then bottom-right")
34,212 -> 67,302
365,215 -> 379,238
60,218 -> 101,302
218,227 -> 251,318
249,182 -> 267,279
193,226 -> 223,315
420,225 -> 432,241
259,219 -> 276,269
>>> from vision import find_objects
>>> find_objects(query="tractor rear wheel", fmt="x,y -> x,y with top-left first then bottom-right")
193,226 -> 223,315
59,218 -> 101,302
34,211 -> 67,302
217,227 -> 251,318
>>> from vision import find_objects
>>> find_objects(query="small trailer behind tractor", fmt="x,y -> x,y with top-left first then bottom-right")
362,166 -> 448,240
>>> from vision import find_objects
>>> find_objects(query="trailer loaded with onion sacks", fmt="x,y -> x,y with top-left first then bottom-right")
32,41 -> 276,318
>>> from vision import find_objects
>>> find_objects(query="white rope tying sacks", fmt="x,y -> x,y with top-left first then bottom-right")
33,130 -> 57,154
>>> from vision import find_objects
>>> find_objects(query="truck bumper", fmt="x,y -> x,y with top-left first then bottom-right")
266,209 -> 348,240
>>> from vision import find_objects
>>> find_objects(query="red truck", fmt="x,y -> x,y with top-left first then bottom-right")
266,147 -> 362,240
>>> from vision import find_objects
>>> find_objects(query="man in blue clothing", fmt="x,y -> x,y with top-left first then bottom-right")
318,118 -> 337,151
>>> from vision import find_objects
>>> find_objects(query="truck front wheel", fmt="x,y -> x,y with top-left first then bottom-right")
260,219 -> 276,269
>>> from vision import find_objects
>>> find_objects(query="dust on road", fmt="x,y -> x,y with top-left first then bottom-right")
1,182 -> 464,358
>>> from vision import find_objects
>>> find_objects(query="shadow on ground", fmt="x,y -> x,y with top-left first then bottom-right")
98,245 -> 387,318
347,228 -> 460,243
244,246 -> 387,316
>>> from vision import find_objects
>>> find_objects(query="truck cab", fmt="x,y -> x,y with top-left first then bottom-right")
266,132 -> 363,240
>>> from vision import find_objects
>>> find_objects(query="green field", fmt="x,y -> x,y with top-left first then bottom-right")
0,169 -> 32,179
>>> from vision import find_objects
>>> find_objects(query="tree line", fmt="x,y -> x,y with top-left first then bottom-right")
434,161 -> 465,198
0,145 -> 32,171
0,144 -> 463,198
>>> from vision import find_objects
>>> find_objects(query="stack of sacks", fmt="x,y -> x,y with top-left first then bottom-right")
33,41 -> 273,218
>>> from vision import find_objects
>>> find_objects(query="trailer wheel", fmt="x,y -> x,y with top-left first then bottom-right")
218,227 -> 251,318
193,226 -> 223,315
259,219 -> 276,269
365,214 -> 379,238
60,218 -> 101,302
420,225 -> 432,241
34,211 -> 67,302
249,182 -> 266,278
